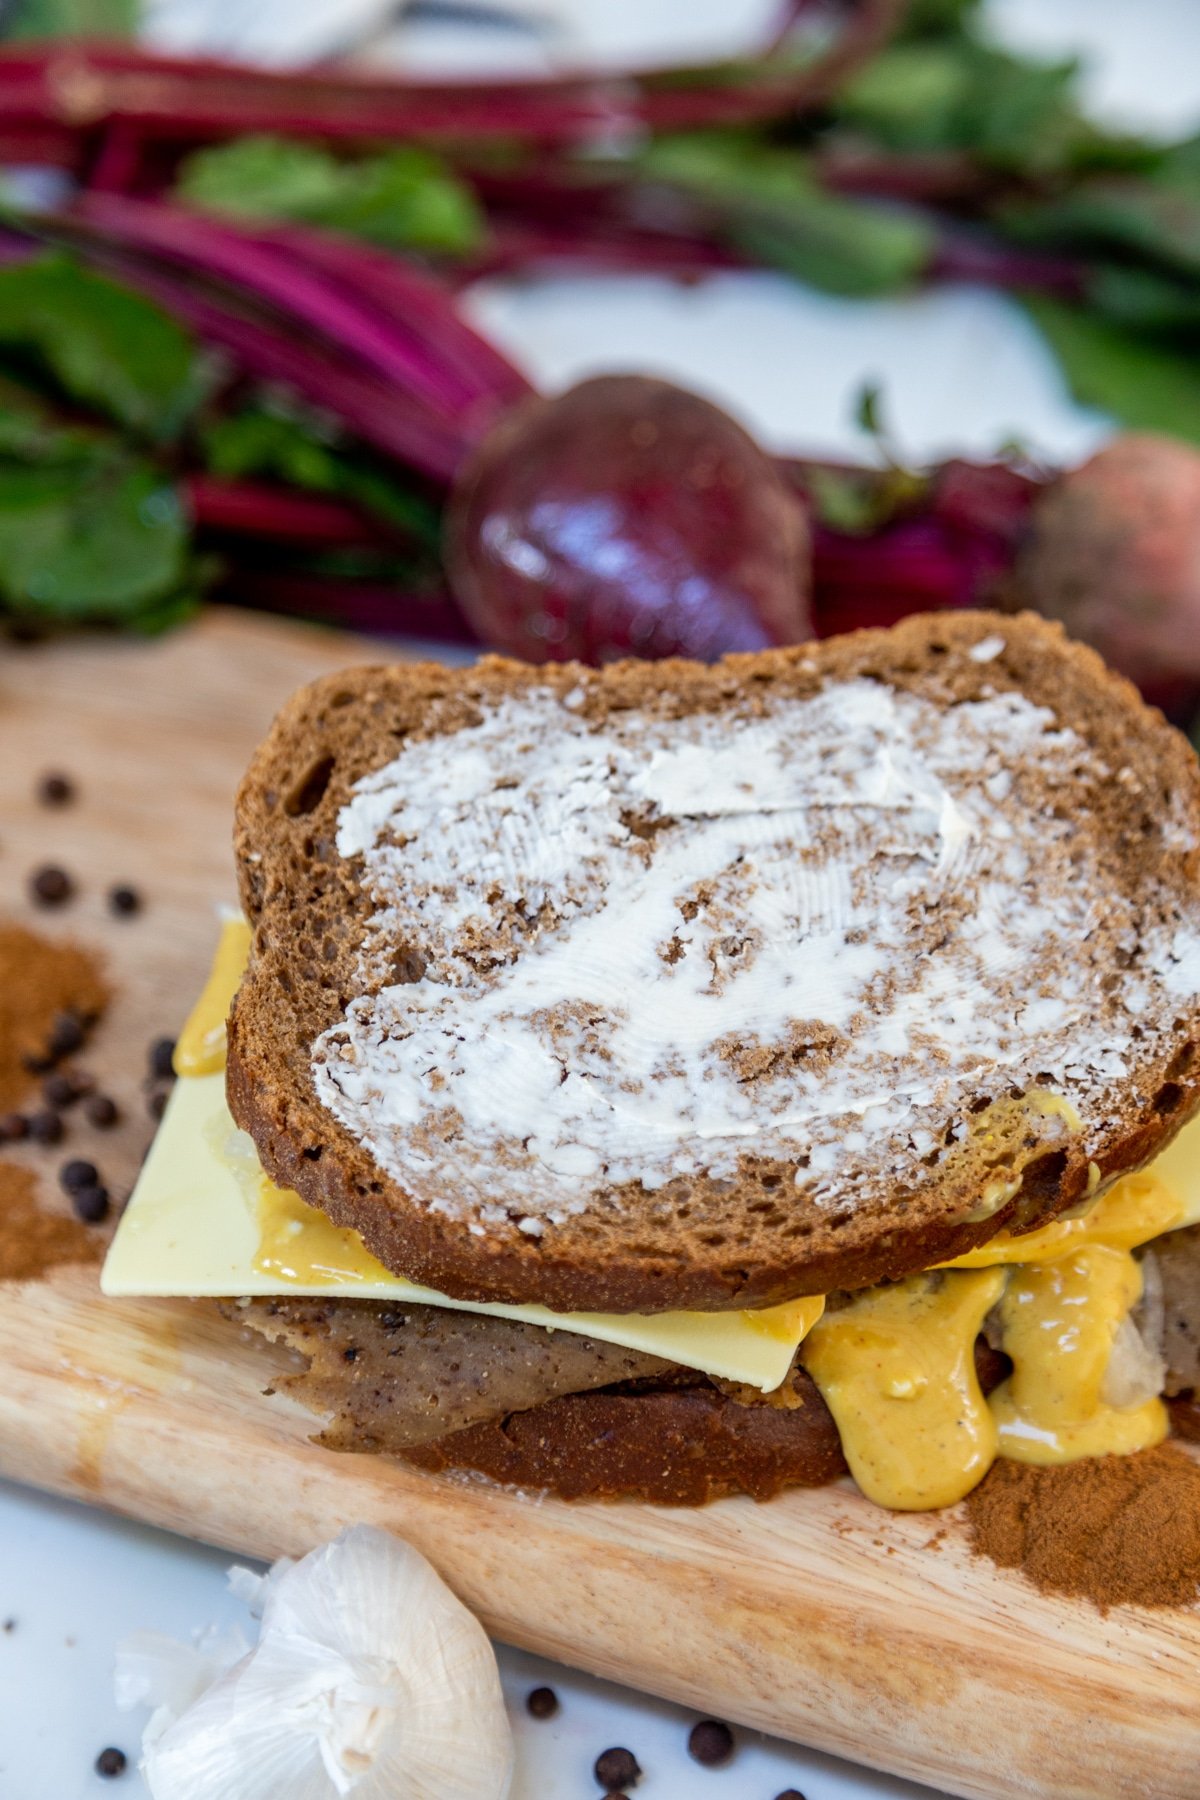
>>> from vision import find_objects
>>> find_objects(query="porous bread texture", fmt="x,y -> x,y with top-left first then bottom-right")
229,611 -> 1200,1315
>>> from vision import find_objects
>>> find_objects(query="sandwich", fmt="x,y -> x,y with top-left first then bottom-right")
102,609 -> 1200,1511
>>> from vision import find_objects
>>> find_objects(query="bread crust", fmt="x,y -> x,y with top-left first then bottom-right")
229,611 -> 1200,1314
401,1374 -> 848,1504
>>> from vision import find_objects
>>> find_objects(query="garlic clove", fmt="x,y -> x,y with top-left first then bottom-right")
124,1526 -> 513,1800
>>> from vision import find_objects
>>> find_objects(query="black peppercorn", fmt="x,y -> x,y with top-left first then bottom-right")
95,1746 -> 127,1778
148,1038 -> 177,1081
43,1072 -> 79,1109
29,865 -> 73,907
687,1720 -> 735,1767
27,1110 -> 63,1146
59,1159 -> 98,1194
84,1094 -> 119,1129
0,1112 -> 27,1144
37,772 -> 75,807
109,885 -> 142,917
48,1012 -> 84,1059
525,1686 -> 559,1719
72,1184 -> 110,1224
594,1747 -> 641,1791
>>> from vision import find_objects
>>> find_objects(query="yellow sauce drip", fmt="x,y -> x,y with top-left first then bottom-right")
989,1245 -> 1167,1464
254,1176 -> 397,1288
173,916 -> 253,1076
741,1294 -> 825,1345
940,1169 -> 1185,1269
799,1269 -> 1006,1510
960,1089 -> 1083,1221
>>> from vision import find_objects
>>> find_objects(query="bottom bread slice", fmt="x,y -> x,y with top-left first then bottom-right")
402,1378 -> 847,1504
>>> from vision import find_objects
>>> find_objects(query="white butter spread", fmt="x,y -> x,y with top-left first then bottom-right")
311,679 -> 1200,1228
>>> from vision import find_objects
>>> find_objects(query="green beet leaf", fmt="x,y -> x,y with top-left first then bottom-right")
1004,175 -> 1200,280
176,136 -> 484,255
1024,294 -> 1200,442
640,135 -> 932,296
4,0 -> 135,37
0,255 -> 202,440
835,35 -> 1129,178
200,400 -> 441,544
1088,264 -> 1200,334
0,450 -> 192,622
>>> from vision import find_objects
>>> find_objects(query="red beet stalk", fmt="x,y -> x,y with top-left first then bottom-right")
19,194 -> 532,480
71,194 -> 491,419
0,7 -> 901,149
85,253 -> 473,479
184,476 -> 398,548
218,567 -> 476,645
260,224 -> 533,411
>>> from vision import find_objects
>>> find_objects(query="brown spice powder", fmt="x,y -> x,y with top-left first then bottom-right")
966,1447 -> 1200,1611
0,1164 -> 99,1282
0,923 -> 108,1111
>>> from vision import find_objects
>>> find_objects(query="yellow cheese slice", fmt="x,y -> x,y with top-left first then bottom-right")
102,1070 -> 822,1391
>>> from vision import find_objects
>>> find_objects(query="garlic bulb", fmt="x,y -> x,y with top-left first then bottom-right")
116,1526 -> 513,1800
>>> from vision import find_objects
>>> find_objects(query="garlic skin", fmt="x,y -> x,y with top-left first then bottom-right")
115,1623 -> 251,1753
118,1526 -> 513,1800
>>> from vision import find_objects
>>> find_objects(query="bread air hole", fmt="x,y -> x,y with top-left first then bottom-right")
1016,1148 -> 1068,1212
390,945 -> 427,985
1153,1081 -> 1184,1115
284,755 -> 336,817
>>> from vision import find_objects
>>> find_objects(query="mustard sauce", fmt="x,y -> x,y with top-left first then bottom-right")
173,916 -> 253,1076
989,1245 -> 1168,1465
799,1269 -> 1006,1510
253,1176 -> 398,1288
802,1169 -> 1185,1507
741,1294 -> 825,1345
940,1170 -> 1185,1269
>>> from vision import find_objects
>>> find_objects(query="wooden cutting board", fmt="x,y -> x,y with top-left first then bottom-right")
0,608 -> 1197,1800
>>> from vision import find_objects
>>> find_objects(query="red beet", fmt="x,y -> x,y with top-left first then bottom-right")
444,375 -> 812,663
1013,433 -> 1200,687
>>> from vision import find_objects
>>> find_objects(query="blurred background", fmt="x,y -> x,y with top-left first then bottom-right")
1,0 -> 1199,733
3,9 -> 1200,1800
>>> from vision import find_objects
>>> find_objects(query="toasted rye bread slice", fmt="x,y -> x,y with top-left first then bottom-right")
228,610 -> 1200,1314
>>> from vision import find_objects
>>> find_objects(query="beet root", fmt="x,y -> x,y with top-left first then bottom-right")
1012,432 -> 1200,687
444,374 -> 812,663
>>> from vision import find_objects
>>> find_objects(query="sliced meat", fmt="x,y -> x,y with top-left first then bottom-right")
225,1294 -> 672,1451
1146,1225 -> 1200,1397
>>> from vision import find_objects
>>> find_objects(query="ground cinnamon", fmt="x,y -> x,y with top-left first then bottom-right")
0,1164 -> 100,1282
0,923 -> 108,1111
966,1447 -> 1200,1610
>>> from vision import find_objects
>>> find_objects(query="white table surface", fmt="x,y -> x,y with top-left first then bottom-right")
3,6 -> 1199,1799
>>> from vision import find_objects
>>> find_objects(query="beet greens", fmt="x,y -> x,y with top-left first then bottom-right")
1,0 -> 1200,719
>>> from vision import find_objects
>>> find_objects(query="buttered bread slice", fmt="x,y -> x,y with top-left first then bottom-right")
228,611 -> 1200,1314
